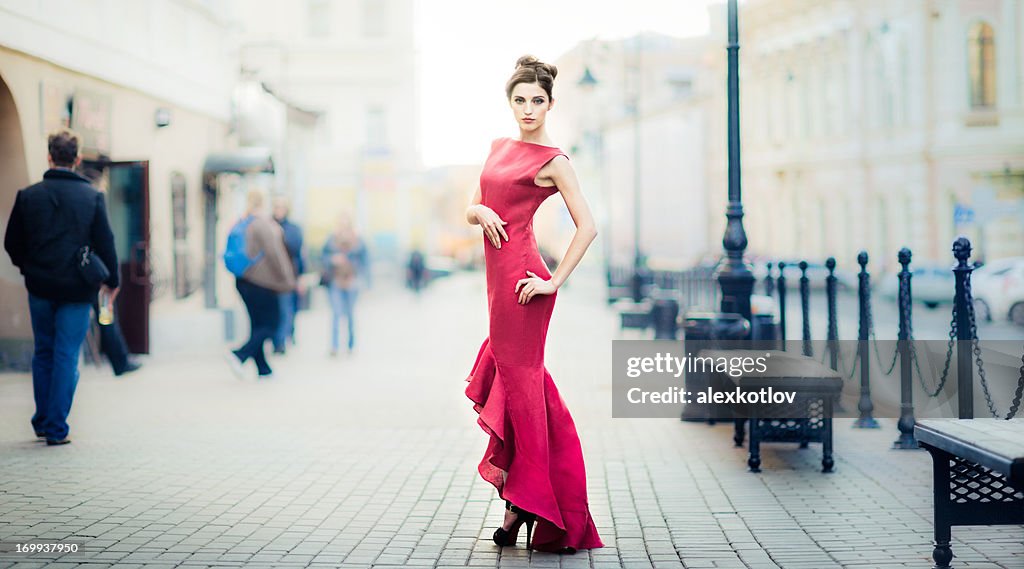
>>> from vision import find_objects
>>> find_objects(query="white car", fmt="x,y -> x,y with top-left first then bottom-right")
972,257 -> 1024,326
877,264 -> 956,309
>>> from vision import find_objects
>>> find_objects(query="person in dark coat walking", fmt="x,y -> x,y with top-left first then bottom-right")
3,129 -> 119,445
80,167 -> 140,377
271,197 -> 305,354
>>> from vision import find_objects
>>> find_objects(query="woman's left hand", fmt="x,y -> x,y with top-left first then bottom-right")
515,271 -> 557,305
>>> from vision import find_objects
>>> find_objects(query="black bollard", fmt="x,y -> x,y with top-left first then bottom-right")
651,298 -> 680,340
826,258 -> 839,371
800,261 -> 812,358
952,238 -> 975,419
631,267 -> 645,303
763,262 -> 775,298
777,262 -> 788,347
854,251 -> 879,428
894,248 -> 918,449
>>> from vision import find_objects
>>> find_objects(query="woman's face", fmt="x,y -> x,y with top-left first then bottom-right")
509,82 -> 552,133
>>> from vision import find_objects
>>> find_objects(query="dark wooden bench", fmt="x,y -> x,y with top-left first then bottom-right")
915,419 -> 1024,569
613,299 -> 652,330
700,349 -> 843,473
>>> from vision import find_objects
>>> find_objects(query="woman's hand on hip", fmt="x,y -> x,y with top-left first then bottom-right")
515,271 -> 556,304
471,205 -> 509,249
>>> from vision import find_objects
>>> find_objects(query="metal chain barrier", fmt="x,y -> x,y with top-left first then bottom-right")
1014,350 -> 1024,419
965,275 -> 1023,419
832,341 -> 859,380
844,349 -> 859,380
927,302 -> 959,399
864,280 -> 899,375
909,318 -> 953,399
893,265 -> 955,398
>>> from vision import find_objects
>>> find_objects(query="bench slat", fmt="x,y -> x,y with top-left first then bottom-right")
916,419 -> 1024,485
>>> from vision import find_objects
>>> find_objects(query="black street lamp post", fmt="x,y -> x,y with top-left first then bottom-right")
628,36 -> 647,303
717,0 -> 755,325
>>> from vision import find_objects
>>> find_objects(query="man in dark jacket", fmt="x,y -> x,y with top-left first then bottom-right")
3,129 -> 119,445
272,197 -> 304,354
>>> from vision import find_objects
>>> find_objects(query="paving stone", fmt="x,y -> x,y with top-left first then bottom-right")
0,274 -> 1020,569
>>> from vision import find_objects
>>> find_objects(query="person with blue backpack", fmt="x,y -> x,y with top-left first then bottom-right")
223,191 -> 296,379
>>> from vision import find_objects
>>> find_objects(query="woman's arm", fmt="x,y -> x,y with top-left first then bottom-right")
465,186 -> 508,248
515,156 -> 597,304
465,186 -> 483,225
543,156 -> 597,288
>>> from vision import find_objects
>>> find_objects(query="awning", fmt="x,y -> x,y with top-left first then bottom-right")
202,147 -> 275,176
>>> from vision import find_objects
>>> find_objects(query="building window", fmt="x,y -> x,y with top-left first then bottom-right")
822,65 -> 836,136
307,0 -> 330,38
366,107 -> 386,151
897,38 -> 909,126
666,70 -> 693,100
867,33 -> 895,129
769,74 -> 782,145
362,0 -> 386,38
967,22 -> 996,109
170,173 -> 193,299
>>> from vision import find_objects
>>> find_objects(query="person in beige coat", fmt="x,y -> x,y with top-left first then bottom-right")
225,191 -> 296,378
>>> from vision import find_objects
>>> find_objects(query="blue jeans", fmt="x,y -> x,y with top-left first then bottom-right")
273,291 -> 298,351
27,293 -> 91,440
328,284 -> 357,351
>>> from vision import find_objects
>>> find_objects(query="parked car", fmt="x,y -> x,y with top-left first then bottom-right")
972,257 -> 1024,326
877,264 -> 956,309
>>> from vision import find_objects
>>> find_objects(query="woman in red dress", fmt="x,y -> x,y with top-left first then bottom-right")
464,55 -> 603,554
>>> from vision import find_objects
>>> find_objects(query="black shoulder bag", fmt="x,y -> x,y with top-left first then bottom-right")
53,189 -> 110,287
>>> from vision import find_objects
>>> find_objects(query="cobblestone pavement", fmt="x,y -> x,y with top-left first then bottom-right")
0,270 -> 1021,569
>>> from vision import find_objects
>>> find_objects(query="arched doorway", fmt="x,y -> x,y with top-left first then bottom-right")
0,72 -> 32,369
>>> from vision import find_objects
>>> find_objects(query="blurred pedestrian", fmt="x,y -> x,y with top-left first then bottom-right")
80,167 -> 141,377
224,191 -> 296,378
3,128 -> 119,445
271,197 -> 305,354
321,212 -> 368,356
91,296 -> 141,376
407,248 -> 427,293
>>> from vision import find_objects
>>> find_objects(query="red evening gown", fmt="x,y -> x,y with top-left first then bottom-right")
464,137 -> 604,552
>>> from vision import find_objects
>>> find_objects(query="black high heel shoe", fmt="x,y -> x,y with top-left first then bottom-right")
492,500 -> 537,549
509,502 -> 537,550
492,501 -> 520,547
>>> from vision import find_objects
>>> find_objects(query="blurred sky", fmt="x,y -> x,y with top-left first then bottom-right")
415,0 -> 718,167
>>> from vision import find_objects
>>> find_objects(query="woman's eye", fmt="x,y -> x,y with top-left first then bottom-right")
533,98 -> 545,104
514,98 -> 525,103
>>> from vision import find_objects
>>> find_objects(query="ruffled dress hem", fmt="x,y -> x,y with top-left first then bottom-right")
464,337 -> 604,552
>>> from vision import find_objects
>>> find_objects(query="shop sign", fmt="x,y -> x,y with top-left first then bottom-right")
71,89 -> 112,154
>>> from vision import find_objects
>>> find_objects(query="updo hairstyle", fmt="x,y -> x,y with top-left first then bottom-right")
505,55 -> 558,101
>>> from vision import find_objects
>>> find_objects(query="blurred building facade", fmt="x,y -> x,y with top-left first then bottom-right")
232,0 -> 418,266
0,0 -> 235,367
417,164 -> 485,268
554,33 -> 718,272
718,0 -> 1024,273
